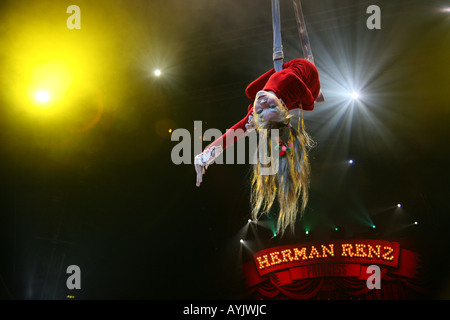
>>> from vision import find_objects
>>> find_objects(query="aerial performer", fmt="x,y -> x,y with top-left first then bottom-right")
194,0 -> 322,236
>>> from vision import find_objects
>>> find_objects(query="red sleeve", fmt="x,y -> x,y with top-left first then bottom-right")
205,106 -> 254,152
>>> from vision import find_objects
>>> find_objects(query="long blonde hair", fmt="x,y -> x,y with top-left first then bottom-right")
251,104 -> 315,236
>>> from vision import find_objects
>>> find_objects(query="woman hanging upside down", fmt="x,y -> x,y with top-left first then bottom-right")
194,58 -> 321,235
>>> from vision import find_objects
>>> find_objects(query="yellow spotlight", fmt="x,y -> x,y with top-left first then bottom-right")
34,90 -> 51,104
26,60 -> 73,110
154,69 -> 161,77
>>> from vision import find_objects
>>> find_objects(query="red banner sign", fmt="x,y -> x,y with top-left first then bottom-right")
271,263 -> 389,286
243,239 -> 421,289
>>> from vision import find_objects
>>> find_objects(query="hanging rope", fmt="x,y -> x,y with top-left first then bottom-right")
292,0 -> 324,102
271,0 -> 284,72
293,0 -> 313,63
271,0 -> 324,102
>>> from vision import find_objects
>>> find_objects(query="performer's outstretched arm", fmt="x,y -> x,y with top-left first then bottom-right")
195,106 -> 255,187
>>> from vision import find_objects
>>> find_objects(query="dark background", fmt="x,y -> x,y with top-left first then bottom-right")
0,0 -> 449,299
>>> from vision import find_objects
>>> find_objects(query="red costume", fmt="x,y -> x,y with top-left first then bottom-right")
195,58 -> 321,167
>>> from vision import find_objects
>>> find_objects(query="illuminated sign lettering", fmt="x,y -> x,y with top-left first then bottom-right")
253,240 -> 400,276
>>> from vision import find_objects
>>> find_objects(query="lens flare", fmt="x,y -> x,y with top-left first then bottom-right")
350,91 -> 359,100
34,90 -> 51,104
